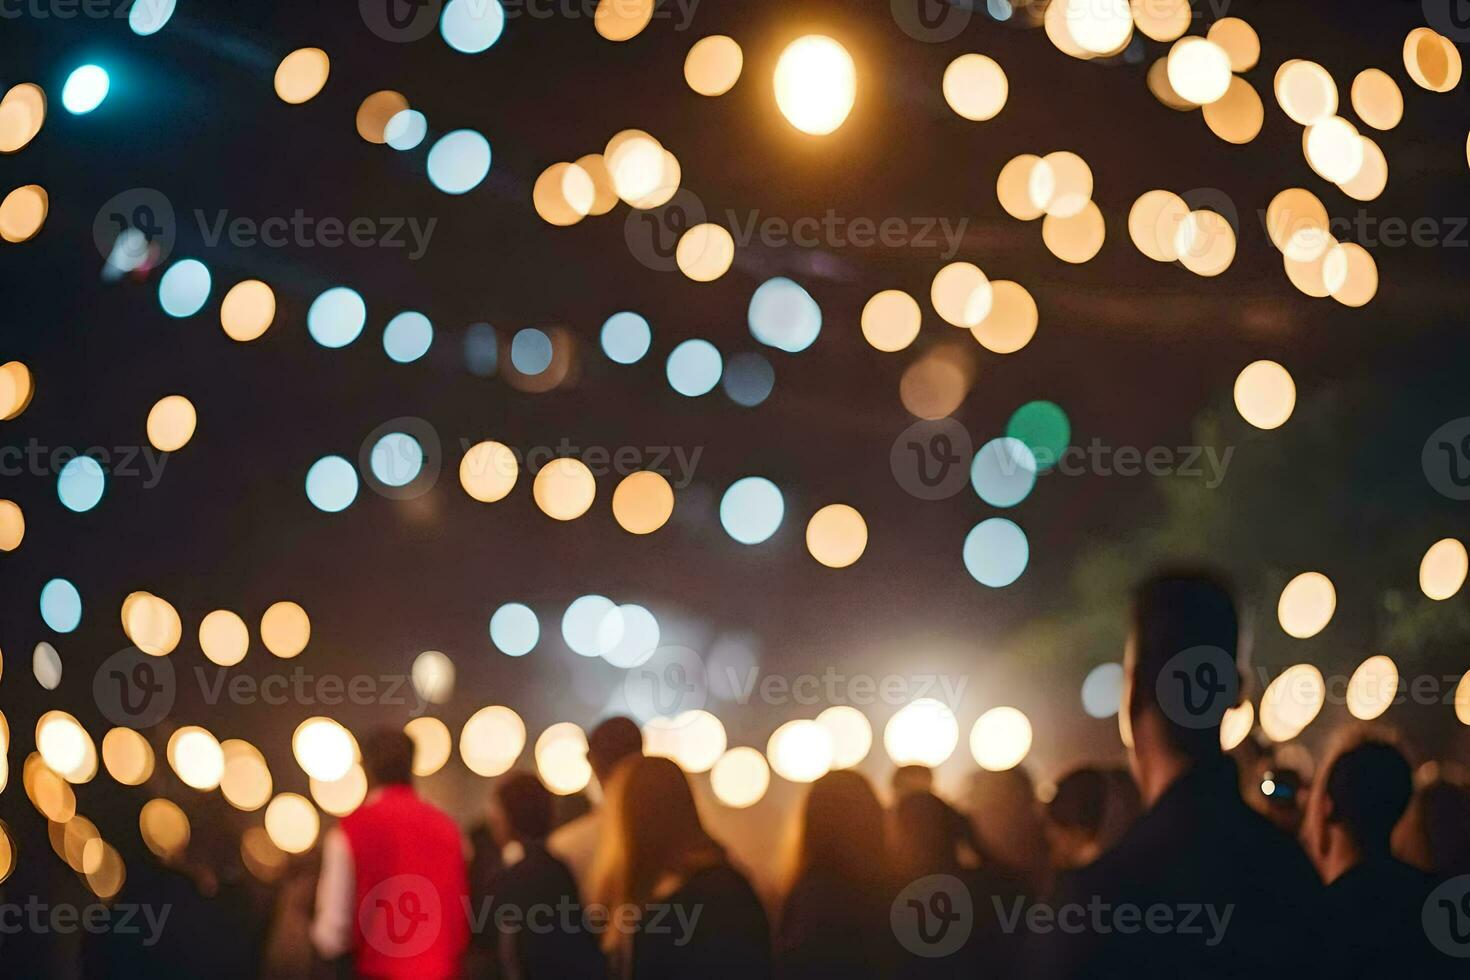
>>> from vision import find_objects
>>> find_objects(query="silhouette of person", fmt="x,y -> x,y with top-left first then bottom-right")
547,716 -> 642,895
1044,767 -> 1140,872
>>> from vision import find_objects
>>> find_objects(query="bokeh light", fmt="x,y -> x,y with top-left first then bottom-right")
1233,360 -> 1296,430
748,278 -> 821,353
146,395 -> 197,452
805,504 -> 868,568
1323,242 -> 1378,307
884,698 -> 959,767
767,719 -> 834,783
441,0 -> 505,53
931,262 -> 993,328
356,90 -> 409,143
412,650 -> 455,705
971,281 -> 1037,354
685,36 -> 744,96
1346,655 -> 1398,721
710,747 -> 770,808
383,311 -> 434,363
0,499 -> 22,551
1203,77 -> 1263,144
535,723 -> 592,795
969,706 -> 1033,771
311,765 -> 367,817
305,455 -> 359,513
533,457 -> 596,520
612,471 -> 675,534
58,455 -> 106,512
405,717 -> 452,777
1042,201 -> 1105,264
0,185 -> 47,242
963,518 -> 1029,587
644,711 -> 727,774
1081,662 -> 1124,718
1006,401 -> 1070,472
158,259 -> 211,318
220,740 -> 272,811
666,339 -> 723,396
1166,37 -> 1231,105
861,289 -> 921,352
427,129 -> 492,194
490,603 -> 539,657
263,793 -> 319,854
1420,538 -> 1468,601
220,280 -> 276,341
1259,664 -> 1326,741
369,432 -> 425,488
167,726 -> 224,791
722,352 -> 775,407
62,65 -> 109,114
676,224 -> 736,282
121,590 -> 182,656
260,600 -> 311,658
595,0 -> 653,41
773,35 -> 857,135
0,83 -> 46,154
561,595 -> 623,658
274,49 -> 329,104
1277,572 -> 1336,639
943,54 -> 1008,120
40,578 -> 82,633
102,728 -> 154,786
816,705 -> 872,769
292,717 -> 355,783
1350,69 -> 1402,130
601,312 -> 652,364
307,287 -> 366,348
460,440 -> 518,503
511,328 -> 554,375
533,162 -> 595,226
385,109 -> 428,150
460,705 -> 526,777
140,798 -> 189,859
1220,701 -> 1255,751
1275,60 -> 1338,125
1403,27 -> 1462,93
970,437 -> 1037,508
720,477 -> 784,545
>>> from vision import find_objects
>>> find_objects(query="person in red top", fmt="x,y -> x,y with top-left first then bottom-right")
312,727 -> 469,979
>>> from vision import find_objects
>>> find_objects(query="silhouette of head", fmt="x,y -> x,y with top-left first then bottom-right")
601,755 -> 712,912
1325,738 -> 1413,852
892,764 -> 934,799
362,727 -> 415,787
793,769 -> 887,893
1124,570 -> 1239,762
587,716 -> 643,786
889,790 -> 973,881
493,771 -> 554,845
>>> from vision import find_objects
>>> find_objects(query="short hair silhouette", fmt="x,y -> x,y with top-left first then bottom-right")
495,770 -> 554,841
1048,767 -> 1109,834
1327,738 -> 1412,850
587,716 -> 643,784
362,727 -> 415,786
1128,569 -> 1239,757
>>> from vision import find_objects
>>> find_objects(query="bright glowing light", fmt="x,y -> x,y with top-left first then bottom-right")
490,603 -> 539,657
1260,664 -> 1325,741
885,699 -> 959,767
685,36 -> 743,96
970,437 -> 1037,508
0,83 -> 45,154
1351,69 -> 1403,131
1275,60 -> 1338,125
460,706 -> 525,776
0,185 -> 46,242
412,650 -> 455,705
37,711 -> 89,776
606,130 -> 668,204
970,706 -> 1033,771
62,65 -> 109,114
274,49 -> 329,104
644,711 -> 727,774
1266,188 -> 1332,263
168,726 -> 224,790
1234,360 -> 1296,430
601,312 -> 652,364
40,579 -> 82,633
1458,672 -> 1470,726
311,765 -> 367,816
140,798 -> 190,859
1203,77 -> 1264,144
676,224 -> 736,282
1420,538 -> 1468,601
441,0 -> 505,53
357,90 -> 408,143
383,312 -> 434,363
1064,0 -> 1133,54
1404,27 -> 1462,93
33,642 -> 62,690
1166,37 -> 1231,105
220,280 -> 276,341
427,130 -> 491,194
997,154 -> 1048,221
1220,701 -> 1254,751
260,600 -> 310,658
159,259 -> 211,318
562,595 -> 623,658
536,723 -> 592,795
1277,572 -> 1336,639
1346,655 -> 1398,721
1082,663 -> 1124,718
0,361 -> 33,420
121,590 -> 181,656
308,287 -> 366,348
1304,116 -> 1365,184
460,441 -> 518,503
805,504 -> 868,568
861,289 -> 921,352
102,728 -> 153,786
613,471 -> 675,534
533,457 -> 596,520
749,277 -> 822,353
1338,137 -> 1387,202
720,477 -> 784,545
405,717 -> 452,776
385,109 -> 428,150
595,0 -> 653,41
773,35 -> 856,135
1323,242 -> 1378,308
767,719 -> 834,783
220,740 -> 272,811
972,280 -> 1037,354
816,706 -> 872,769
264,793 -> 319,854
511,328 -> 553,375
963,518 -> 1029,587
666,339 -> 723,396
305,456 -> 359,513
533,162 -> 595,226
0,499 -> 22,551
1130,0 -> 1189,42
146,395 -> 196,452
943,54 -> 1008,120
710,747 -> 770,807
1129,190 -> 1189,262
931,262 -> 994,328
292,718 -> 355,783
369,432 -> 424,488
1042,201 -> 1106,264
1207,17 -> 1258,72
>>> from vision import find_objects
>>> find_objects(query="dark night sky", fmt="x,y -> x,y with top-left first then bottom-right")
2,0 -> 1468,805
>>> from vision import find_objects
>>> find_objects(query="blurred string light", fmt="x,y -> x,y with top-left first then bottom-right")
1420,538 -> 1468,601
1234,360 -> 1296,430
0,83 -> 47,153
460,440 -> 518,503
595,0 -> 654,42
574,154 -> 618,214
1128,190 -> 1189,262
369,431 -> 425,487
460,705 -> 525,776
1322,242 -> 1378,307
722,352 -> 774,407
167,726 -> 224,790
676,224 -> 736,282
1277,571 -> 1336,639
1042,201 -> 1105,264
311,765 -> 367,816
1457,673 -> 1470,727
102,728 -> 153,786
773,35 -> 856,135
0,184 -> 47,242
1275,61 -> 1337,125
220,280 -> 276,341
140,798 -> 189,859
1202,77 -> 1263,144
1207,17 -> 1259,72
884,698 -> 958,767
1175,209 -> 1236,276
61,65 -> 109,115
1,361 -> 33,419
57,455 -> 106,514
533,457 -> 596,520
121,590 -> 182,656
1403,27 -> 1462,93
220,740 -> 272,811
720,477 -> 784,545
385,109 -> 428,150
490,602 -> 539,656
666,339 -> 723,396
260,600 -> 310,658
899,344 -> 973,420
1081,662 -> 1124,718
970,437 -> 1037,508
1131,0 -> 1189,42
1220,701 -> 1254,751
129,0 -> 176,35
308,286 -> 366,348
37,710 -> 91,778
767,719 -> 834,783
1304,116 -> 1364,184
644,711 -> 727,773
605,129 -> 677,207
815,705 -> 871,769
533,162 -> 595,226
0,499 -> 23,551
749,278 -> 821,352
33,642 -> 62,689
405,717 -> 452,776
274,49 -> 330,104
805,504 -> 868,568
1260,664 -> 1326,741
602,603 -> 660,668
511,327 -> 554,374
441,0 -> 505,53
535,723 -> 592,795
612,471 -> 675,534
1166,37 -> 1232,105
306,455 -> 359,512
158,259 -> 211,317
357,91 -> 409,143
383,311 -> 434,363
1346,655 -> 1398,721
411,650 -> 455,705
39,578 -> 82,633
1006,400 -> 1070,472
1351,69 -> 1402,131
943,54 -> 1008,121
861,289 -> 921,352
200,609 -> 249,666
931,262 -> 993,328
970,706 -> 1033,771
293,717 -> 356,783
972,280 -> 1038,354
146,395 -> 197,452
601,312 -> 652,363
241,828 -> 287,882
685,36 -> 744,96
562,595 -> 623,657
964,517 -> 1029,587
710,747 -> 769,808
264,793 -> 319,854
427,129 -> 492,194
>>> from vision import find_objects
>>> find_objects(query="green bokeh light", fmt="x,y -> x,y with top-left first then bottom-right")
1006,400 -> 1071,472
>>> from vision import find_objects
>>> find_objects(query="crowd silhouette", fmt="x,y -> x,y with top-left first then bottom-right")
27,571 -> 1469,978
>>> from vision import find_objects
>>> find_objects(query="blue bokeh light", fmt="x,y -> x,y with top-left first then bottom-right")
511,328 -> 553,375
308,287 -> 367,349
970,437 -> 1038,508
158,259 -> 211,318
722,352 -> 775,407
562,595 -> 624,658
748,277 -> 822,353
440,0 -> 505,53
719,477 -> 785,545
603,603 -> 660,669
305,455 -> 359,512
369,432 -> 424,487
601,312 -> 652,365
39,578 -> 82,633
57,456 -> 106,513
490,602 -> 540,657
385,109 -> 428,151
383,311 -> 434,363
1082,662 -> 1125,719
62,65 -> 109,114
666,339 -> 722,397
427,129 -> 491,194
464,323 -> 498,376
963,518 -> 1029,587
129,0 -> 176,35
